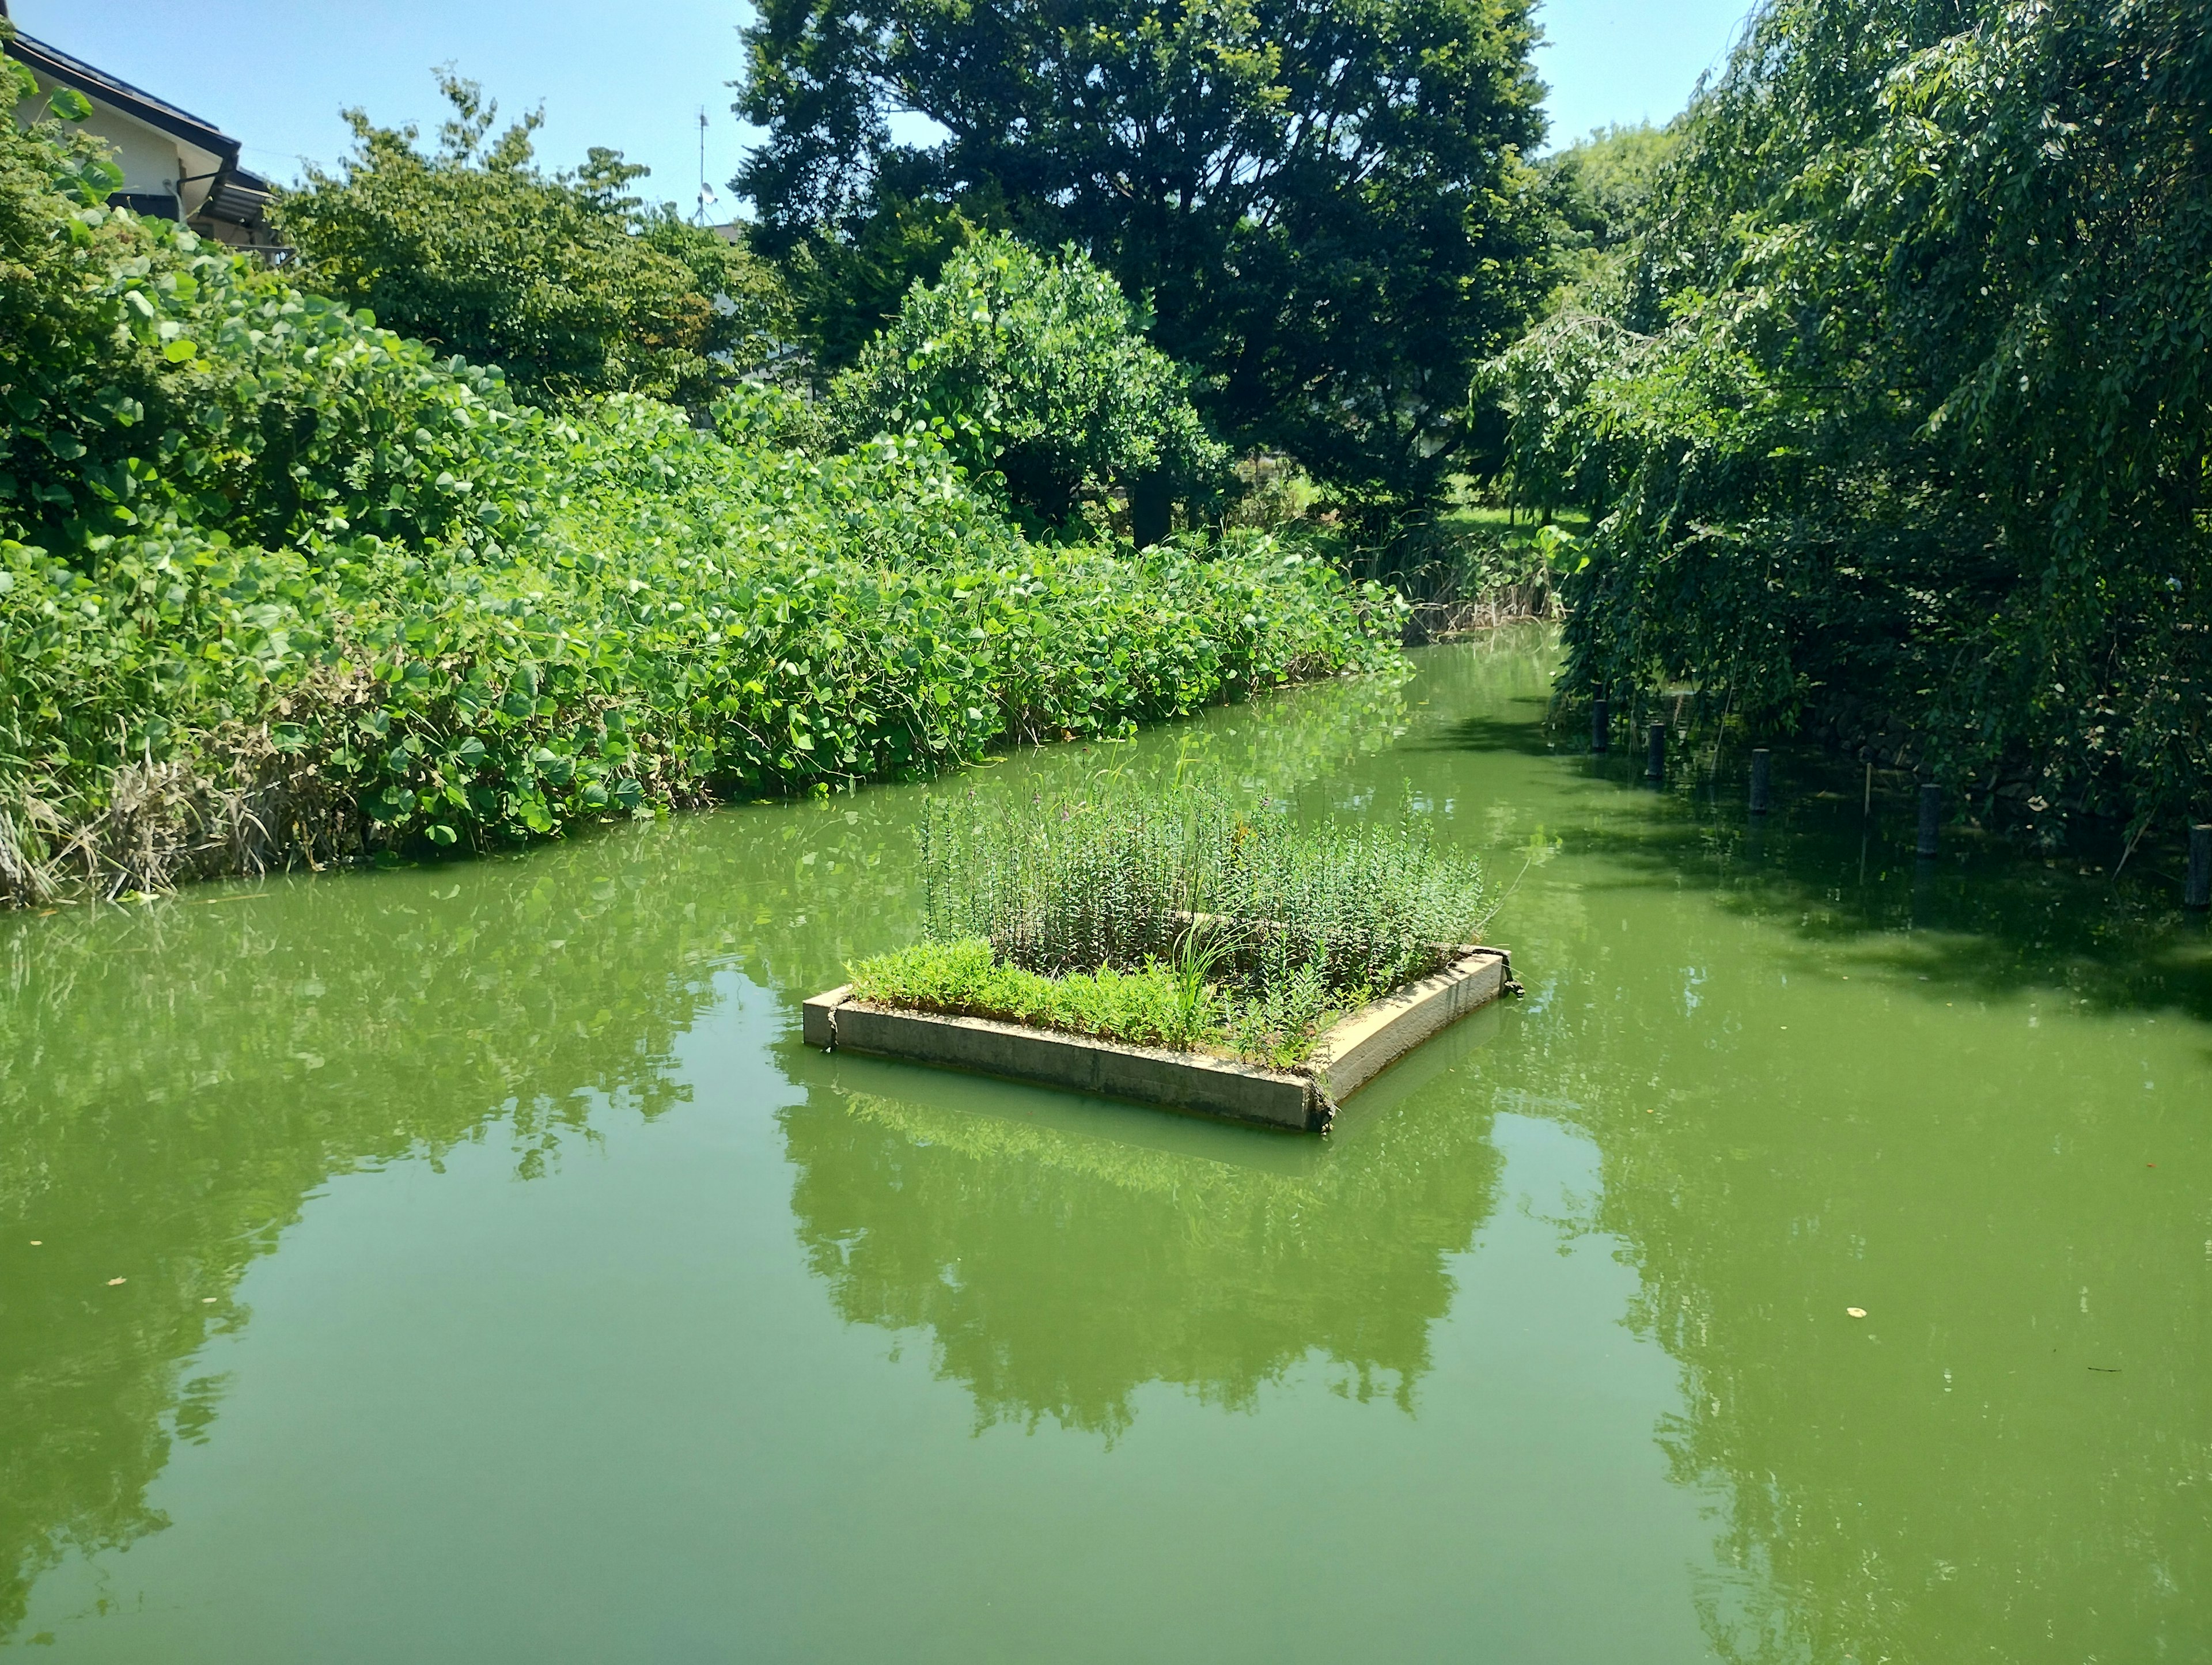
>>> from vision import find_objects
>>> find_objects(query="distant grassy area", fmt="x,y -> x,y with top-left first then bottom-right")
1435,498 -> 1593,547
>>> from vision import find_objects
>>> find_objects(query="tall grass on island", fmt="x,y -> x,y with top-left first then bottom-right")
846,786 -> 1490,1067
0,66 -> 1400,908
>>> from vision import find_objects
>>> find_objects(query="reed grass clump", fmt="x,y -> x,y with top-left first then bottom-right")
847,784 -> 1489,1066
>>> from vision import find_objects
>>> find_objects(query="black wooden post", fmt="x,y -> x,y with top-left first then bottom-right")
1646,722 -> 1666,782
2187,824 -> 2211,909
1916,782 -> 1941,858
1749,749 -> 1771,815
1591,696 -> 1609,754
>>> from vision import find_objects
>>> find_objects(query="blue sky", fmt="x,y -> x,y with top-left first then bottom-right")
13,0 -> 1752,211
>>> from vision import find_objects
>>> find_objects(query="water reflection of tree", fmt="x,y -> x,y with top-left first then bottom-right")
0,828 -> 747,1636
0,662 -> 1417,1637
778,1017 -> 1506,1440
1495,875 -> 2212,1664
1310,625 -> 2212,1662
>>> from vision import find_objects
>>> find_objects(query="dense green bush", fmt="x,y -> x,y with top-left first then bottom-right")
0,62 -> 1398,905
1487,0 -> 2212,837
0,393 -> 1395,902
0,71 -> 541,567
830,234 -> 1225,535
274,74 -> 785,405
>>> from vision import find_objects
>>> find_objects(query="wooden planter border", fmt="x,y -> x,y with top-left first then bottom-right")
802,946 -> 1514,1133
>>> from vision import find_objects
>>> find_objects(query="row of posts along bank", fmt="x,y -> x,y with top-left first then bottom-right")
1587,693 -> 2212,909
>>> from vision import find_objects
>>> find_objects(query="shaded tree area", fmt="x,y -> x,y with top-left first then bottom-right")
1480,0 -> 2211,840
735,0 -> 1556,514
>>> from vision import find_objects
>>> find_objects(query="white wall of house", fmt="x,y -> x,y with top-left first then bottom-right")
13,67 -> 226,217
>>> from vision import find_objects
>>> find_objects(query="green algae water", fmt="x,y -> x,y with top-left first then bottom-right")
3,629 -> 2207,1663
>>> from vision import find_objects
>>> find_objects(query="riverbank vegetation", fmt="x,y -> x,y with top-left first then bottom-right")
0,60 -> 1397,907
18,0 -> 2187,905
1482,0 -> 2210,840
846,786 -> 1490,1066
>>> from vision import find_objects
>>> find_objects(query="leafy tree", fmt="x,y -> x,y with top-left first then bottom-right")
773,166 -> 1021,374
276,74 -> 785,404
1538,122 -> 1679,309
736,0 -> 1554,511
830,234 -> 1225,536
1497,0 -> 2212,836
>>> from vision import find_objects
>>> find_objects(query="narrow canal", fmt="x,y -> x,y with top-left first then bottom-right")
3,629 -> 2206,1662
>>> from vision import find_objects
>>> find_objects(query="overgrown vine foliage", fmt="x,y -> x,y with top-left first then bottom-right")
1487,0 -> 2210,838
0,60 -> 1399,907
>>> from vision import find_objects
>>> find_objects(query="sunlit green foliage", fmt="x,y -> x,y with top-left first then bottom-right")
849,936 -> 1217,1048
0,70 -> 1399,905
275,73 -> 786,405
865,783 -> 1490,1064
830,234 -> 1226,533
1490,0 -> 2212,835
1536,123 -> 1680,310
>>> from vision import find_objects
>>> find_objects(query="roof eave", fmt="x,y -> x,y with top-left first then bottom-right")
4,29 -> 241,168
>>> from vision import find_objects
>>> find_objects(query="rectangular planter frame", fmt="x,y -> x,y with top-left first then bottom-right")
802,946 -> 1513,1134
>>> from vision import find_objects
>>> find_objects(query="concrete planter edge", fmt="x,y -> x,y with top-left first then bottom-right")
802,946 -> 1514,1134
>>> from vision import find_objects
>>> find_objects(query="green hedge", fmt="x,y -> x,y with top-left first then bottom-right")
1,401 -> 1396,900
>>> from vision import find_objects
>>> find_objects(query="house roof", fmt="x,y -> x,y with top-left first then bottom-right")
5,24 -> 241,169
4,16 -> 274,228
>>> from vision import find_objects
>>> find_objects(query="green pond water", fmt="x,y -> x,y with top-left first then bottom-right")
3,629 -> 2209,1663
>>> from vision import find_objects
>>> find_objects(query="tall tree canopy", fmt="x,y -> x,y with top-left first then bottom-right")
278,74 -> 785,405
736,0 -> 1554,508
1488,0 -> 2212,837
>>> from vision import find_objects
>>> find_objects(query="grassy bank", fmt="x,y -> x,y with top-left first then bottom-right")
0,392 -> 1396,905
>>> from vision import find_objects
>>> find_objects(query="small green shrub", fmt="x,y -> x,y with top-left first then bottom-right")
847,938 -> 1207,1053
829,234 -> 1226,532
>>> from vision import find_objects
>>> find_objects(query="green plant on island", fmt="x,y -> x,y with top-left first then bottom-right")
845,785 -> 1489,1067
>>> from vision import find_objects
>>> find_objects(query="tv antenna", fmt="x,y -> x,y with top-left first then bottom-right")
695,107 -> 718,225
